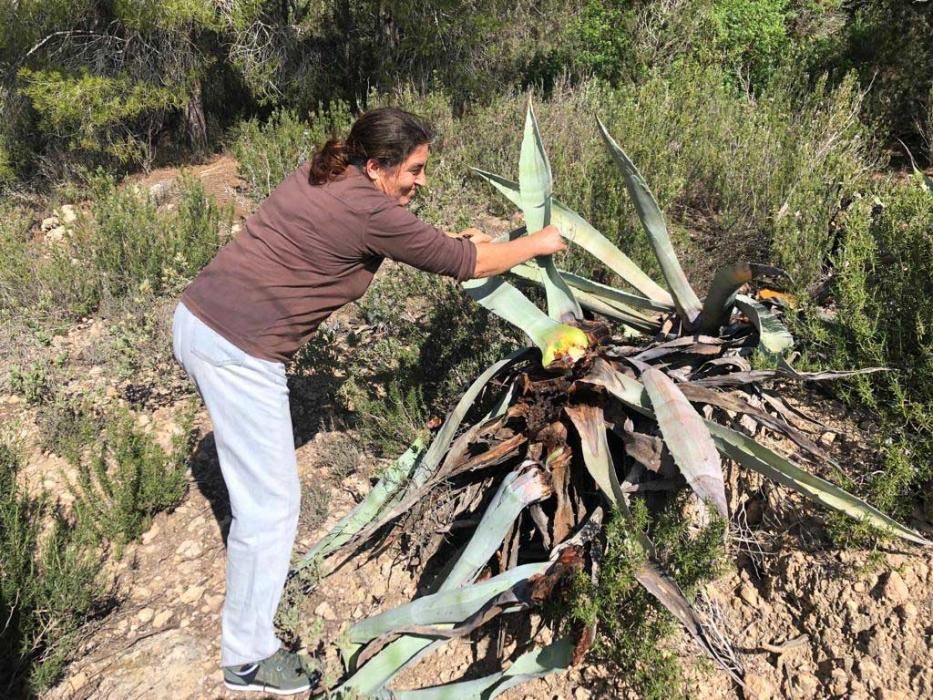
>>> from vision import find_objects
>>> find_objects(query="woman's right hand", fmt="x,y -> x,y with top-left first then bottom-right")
528,224 -> 567,256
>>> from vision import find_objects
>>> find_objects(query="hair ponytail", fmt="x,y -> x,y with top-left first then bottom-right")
308,107 -> 434,186
308,138 -> 349,185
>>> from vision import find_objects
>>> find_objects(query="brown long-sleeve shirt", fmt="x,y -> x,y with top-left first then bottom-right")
181,163 -> 476,363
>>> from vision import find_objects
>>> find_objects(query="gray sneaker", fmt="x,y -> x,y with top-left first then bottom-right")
223,648 -> 320,695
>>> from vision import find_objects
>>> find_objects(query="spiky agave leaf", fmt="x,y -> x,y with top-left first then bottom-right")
641,368 -> 728,519
596,116 -> 703,326
564,398 -> 742,683
391,638 -> 575,700
338,464 -> 554,695
462,276 -> 588,367
472,167 -> 672,303
584,360 -> 930,546
706,422 -> 931,546
733,293 -> 794,357
699,263 -> 788,334
508,262 -> 661,334
519,99 -> 582,323
293,437 -> 426,574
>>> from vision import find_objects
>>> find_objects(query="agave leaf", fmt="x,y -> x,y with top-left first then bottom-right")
341,350 -> 531,550
472,168 -> 672,303
518,100 -> 582,323
733,294 -> 794,357
462,276 -> 588,367
596,116 -> 703,325
508,263 -> 659,333
641,368 -> 728,518
557,268 -> 673,314
339,465 -> 554,695
706,422 -> 931,546
349,562 -> 550,644
293,437 -> 426,574
699,263 -> 754,333
564,395 -> 741,682
586,361 -> 928,546
564,404 -> 628,507
392,639 -> 575,700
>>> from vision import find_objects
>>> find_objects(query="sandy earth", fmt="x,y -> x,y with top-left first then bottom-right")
4,158 -> 930,699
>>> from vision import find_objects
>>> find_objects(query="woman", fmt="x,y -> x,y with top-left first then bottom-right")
172,107 -> 565,695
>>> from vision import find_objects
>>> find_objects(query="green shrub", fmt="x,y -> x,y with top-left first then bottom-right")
0,175 -> 229,321
798,177 -> 933,529
0,442 -> 100,697
231,104 -> 353,201
69,406 -> 195,553
563,498 -> 726,698
713,0 -> 791,86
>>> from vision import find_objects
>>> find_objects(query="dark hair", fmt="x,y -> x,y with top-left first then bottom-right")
309,107 -> 434,185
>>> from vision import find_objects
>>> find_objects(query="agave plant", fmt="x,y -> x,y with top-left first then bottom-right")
295,100 -> 930,698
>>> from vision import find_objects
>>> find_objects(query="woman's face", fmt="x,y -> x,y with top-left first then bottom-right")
366,144 -> 429,206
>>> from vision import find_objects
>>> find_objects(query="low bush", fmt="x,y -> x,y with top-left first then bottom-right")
798,176 -> 933,533
67,405 -> 196,553
231,104 -> 352,201
0,175 -> 230,321
563,498 -> 727,699
0,442 -> 101,697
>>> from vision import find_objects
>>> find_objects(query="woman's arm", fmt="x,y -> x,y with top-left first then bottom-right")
470,224 -> 566,278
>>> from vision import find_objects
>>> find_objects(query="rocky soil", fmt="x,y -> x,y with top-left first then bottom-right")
4,158 -> 930,699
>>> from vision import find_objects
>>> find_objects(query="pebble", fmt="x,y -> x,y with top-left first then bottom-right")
153,609 -> 173,628
181,584 -> 205,604
59,204 -> 77,223
41,215 -> 59,231
137,608 -> 154,623
881,571 -> 909,604
896,602 -> 917,621
175,540 -> 203,560
314,601 -> 336,620
744,672 -> 778,699
794,673 -> 820,696
142,523 -> 161,544
739,583 -> 760,607
830,668 -> 849,696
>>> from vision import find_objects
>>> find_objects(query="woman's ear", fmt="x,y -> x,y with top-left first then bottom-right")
364,158 -> 382,182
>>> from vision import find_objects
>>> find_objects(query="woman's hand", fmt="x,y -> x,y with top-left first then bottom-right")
470,224 -> 567,278
527,224 -> 566,256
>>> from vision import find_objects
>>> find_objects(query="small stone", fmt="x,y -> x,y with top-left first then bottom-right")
795,673 -> 820,696
314,601 -> 336,620
137,607 -> 154,623
897,602 -> 918,621
573,688 -> 588,700
69,671 -> 88,691
819,431 -> 837,446
142,522 -> 161,544
45,225 -> 67,243
181,584 -> 205,604
830,668 -> 849,696
41,215 -> 59,231
153,609 -> 173,628
352,605 -> 364,620
881,571 -> 909,604
206,594 -> 224,611
744,671 -> 778,699
739,583 -> 760,607
175,539 -> 203,560
59,204 -> 77,223
875,691 -> 910,700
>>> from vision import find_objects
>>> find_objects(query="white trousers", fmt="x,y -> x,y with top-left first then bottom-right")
172,302 -> 300,667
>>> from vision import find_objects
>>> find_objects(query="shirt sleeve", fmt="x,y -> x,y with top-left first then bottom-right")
364,200 -> 477,282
